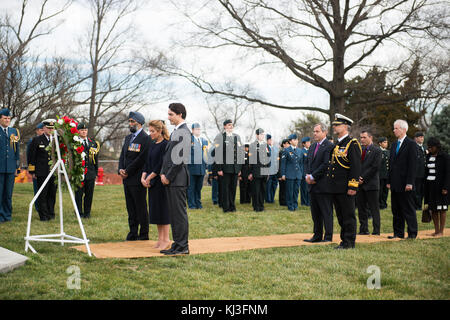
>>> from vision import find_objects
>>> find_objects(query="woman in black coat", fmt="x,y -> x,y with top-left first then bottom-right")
141,120 -> 170,250
424,137 -> 449,236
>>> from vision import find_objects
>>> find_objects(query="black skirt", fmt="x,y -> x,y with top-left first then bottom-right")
148,177 -> 170,225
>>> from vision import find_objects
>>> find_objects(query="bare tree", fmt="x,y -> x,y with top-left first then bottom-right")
0,0 -> 71,99
201,95 -> 267,142
0,0 -> 76,141
75,0 -> 170,143
168,0 -> 449,124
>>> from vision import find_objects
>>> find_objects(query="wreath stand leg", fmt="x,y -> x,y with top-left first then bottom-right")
24,131 -> 92,257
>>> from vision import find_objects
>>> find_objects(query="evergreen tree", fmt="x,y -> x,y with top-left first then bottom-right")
426,105 -> 450,152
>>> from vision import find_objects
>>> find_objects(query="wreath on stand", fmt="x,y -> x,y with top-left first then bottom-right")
46,116 -> 87,190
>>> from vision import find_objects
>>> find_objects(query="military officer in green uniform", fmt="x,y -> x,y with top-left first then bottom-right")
327,114 -> 362,249
0,108 -> 20,223
75,123 -> 100,218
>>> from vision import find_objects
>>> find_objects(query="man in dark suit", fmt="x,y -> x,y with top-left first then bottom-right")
378,137 -> 390,209
356,130 -> 382,235
304,123 -> 334,242
28,119 -> 57,221
187,123 -> 208,209
75,123 -> 100,218
214,119 -> 244,213
0,108 -> 21,223
118,111 -> 151,241
414,131 -> 426,210
249,128 -> 271,212
327,114 -> 362,249
387,120 -> 418,239
160,103 -> 191,255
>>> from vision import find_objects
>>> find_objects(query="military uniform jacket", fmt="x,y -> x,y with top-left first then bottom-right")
249,140 -> 271,178
214,132 -> 243,174
28,134 -> 52,177
301,147 -> 309,179
81,138 -> 100,181
379,148 -> 389,179
240,150 -> 251,179
188,135 -> 208,176
118,130 -> 151,186
416,144 -> 426,179
280,146 -> 303,180
0,127 -> 20,173
327,135 -> 362,193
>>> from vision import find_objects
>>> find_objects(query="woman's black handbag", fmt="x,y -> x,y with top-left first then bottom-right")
421,209 -> 432,223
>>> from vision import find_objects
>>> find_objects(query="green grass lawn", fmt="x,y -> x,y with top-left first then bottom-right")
0,183 -> 448,300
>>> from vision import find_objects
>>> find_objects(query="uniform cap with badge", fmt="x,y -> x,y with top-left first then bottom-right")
0,108 -> 11,117
332,113 -> 353,126
77,122 -> 88,130
287,133 -> 298,141
43,119 -> 56,129
301,136 -> 311,143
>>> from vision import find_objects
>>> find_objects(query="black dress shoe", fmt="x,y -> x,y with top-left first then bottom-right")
138,235 -> 149,240
372,232 -> 380,236
126,233 -> 138,241
163,248 -> 189,256
388,235 -> 404,239
358,231 -> 370,235
321,239 -> 332,243
304,238 -> 322,243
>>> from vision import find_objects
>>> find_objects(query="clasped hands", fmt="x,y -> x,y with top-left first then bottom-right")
305,174 -> 316,185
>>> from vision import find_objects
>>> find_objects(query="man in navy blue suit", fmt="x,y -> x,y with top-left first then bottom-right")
387,119 -> 418,239
0,108 -> 20,223
304,124 -> 334,242
280,133 -> 303,211
187,123 -> 208,209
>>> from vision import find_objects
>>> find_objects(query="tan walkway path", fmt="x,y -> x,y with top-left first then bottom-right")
72,229 -> 450,258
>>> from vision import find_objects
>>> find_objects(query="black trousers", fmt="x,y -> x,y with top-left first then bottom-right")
279,180 -> 286,206
356,189 -> 380,234
391,191 -> 418,238
165,186 -> 189,250
218,175 -> 223,208
239,178 -> 251,204
414,178 -> 424,210
36,176 -> 56,221
221,173 -> 238,212
332,193 -> 357,247
310,192 -> 333,241
124,184 -> 149,238
379,178 -> 389,209
75,179 -> 95,217
251,177 -> 267,211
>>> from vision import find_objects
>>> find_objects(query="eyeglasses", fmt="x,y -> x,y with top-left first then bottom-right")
128,120 -> 137,123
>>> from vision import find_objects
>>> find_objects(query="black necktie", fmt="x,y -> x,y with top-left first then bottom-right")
3,128 -> 6,136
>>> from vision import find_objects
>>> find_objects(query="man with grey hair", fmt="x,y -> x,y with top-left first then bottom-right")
387,119 -> 418,239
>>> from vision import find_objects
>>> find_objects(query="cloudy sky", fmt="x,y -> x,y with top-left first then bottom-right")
3,0 -> 412,143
